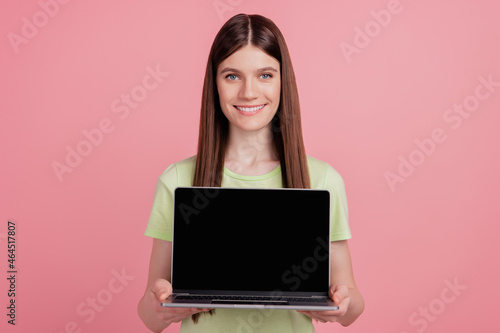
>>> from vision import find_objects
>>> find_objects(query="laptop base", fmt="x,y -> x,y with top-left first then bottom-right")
160,294 -> 339,311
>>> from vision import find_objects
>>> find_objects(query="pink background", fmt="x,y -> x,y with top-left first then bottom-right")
1,0 -> 500,332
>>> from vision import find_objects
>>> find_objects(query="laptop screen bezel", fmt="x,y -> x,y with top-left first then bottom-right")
170,187 -> 332,298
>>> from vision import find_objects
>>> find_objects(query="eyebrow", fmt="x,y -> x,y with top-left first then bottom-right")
219,66 -> 278,75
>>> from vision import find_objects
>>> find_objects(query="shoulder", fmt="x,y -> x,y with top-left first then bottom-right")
157,155 -> 197,187
306,155 -> 345,190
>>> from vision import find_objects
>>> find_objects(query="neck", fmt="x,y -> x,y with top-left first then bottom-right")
224,125 -> 279,174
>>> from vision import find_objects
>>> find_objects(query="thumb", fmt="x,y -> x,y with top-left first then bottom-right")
330,284 -> 349,304
329,285 -> 336,300
151,279 -> 172,302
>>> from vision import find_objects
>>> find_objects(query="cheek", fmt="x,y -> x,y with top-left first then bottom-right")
274,87 -> 281,101
267,77 -> 281,97
216,84 -> 233,118
216,80 -> 223,101
268,83 -> 281,104
217,83 -> 233,105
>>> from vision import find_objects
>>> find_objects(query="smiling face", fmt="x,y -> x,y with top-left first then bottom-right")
216,44 -> 281,133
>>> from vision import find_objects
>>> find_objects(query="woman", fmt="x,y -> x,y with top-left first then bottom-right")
138,13 -> 364,332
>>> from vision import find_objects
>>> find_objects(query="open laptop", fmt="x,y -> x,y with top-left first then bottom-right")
160,187 -> 339,311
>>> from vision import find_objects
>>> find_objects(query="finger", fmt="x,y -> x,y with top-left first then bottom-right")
160,306 -> 204,322
191,307 -> 211,313
183,307 -> 211,315
312,317 -> 326,323
151,279 -> 172,301
298,311 -> 332,324
334,296 -> 350,317
301,309 -> 339,319
172,307 -> 212,323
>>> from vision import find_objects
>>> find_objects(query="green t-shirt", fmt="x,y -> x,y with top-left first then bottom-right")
144,155 -> 351,332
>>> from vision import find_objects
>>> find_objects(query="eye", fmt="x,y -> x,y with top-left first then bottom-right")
260,73 -> 273,79
225,74 -> 238,81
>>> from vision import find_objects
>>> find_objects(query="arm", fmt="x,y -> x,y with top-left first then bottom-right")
137,238 -> 210,332
298,240 -> 365,326
329,240 -> 364,326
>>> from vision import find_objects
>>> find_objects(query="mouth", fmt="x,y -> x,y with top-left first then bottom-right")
234,104 -> 266,113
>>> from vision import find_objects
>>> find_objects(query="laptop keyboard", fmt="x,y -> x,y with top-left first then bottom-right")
174,295 -> 327,303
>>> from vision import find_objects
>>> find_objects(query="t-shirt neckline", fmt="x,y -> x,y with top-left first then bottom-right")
223,164 -> 281,181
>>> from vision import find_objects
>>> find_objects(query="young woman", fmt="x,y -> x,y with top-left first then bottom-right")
138,13 -> 364,332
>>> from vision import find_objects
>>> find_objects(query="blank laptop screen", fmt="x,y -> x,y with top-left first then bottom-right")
172,187 -> 330,295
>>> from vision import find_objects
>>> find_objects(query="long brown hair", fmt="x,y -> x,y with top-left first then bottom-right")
191,13 -> 310,324
193,13 -> 310,189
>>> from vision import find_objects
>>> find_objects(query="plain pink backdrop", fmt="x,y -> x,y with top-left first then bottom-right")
1,0 -> 499,332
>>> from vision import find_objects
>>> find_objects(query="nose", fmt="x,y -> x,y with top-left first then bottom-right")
240,78 -> 258,100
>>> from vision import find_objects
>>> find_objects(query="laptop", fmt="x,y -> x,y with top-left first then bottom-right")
160,187 -> 339,311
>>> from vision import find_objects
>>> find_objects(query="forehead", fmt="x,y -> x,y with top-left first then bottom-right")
218,45 -> 280,72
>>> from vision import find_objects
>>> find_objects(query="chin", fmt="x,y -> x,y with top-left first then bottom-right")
232,122 -> 271,133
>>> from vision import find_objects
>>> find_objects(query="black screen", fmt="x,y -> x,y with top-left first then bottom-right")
172,187 -> 330,295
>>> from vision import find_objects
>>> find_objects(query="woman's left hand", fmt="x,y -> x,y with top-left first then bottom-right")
297,284 -> 350,324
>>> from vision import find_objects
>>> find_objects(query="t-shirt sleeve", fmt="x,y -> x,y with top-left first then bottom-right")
144,163 -> 178,242
323,164 -> 352,241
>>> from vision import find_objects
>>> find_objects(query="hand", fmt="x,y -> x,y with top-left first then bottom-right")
297,284 -> 350,324
148,279 -> 211,324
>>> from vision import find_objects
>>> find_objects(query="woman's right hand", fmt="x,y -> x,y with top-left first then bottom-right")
147,278 -> 211,325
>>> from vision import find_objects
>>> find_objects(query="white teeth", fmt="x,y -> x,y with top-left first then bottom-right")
235,105 -> 265,112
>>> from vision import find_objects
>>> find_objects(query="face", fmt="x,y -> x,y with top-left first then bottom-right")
216,44 -> 281,133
